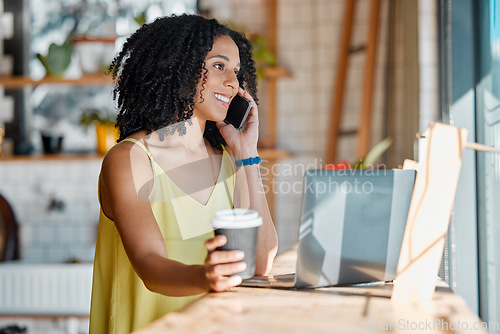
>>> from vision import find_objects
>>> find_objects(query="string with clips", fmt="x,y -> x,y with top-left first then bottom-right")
416,133 -> 500,154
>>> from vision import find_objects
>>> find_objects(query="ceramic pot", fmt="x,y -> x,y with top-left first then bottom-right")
95,123 -> 118,155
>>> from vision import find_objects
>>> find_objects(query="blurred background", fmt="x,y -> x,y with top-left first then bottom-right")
0,0 -> 499,333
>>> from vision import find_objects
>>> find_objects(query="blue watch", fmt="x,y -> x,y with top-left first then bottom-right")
235,156 -> 261,167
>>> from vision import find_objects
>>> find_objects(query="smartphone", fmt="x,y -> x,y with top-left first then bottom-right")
224,94 -> 252,130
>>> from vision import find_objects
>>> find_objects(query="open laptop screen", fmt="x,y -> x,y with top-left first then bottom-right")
295,169 -> 416,288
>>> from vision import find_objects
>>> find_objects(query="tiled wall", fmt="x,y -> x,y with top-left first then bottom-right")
275,0 -> 389,159
0,158 -> 101,263
0,317 -> 89,334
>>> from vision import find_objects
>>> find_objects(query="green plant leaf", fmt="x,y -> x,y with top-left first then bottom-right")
36,53 -> 46,64
361,137 -> 393,168
37,43 -> 73,78
80,108 -> 116,131
135,12 -> 146,26
251,35 -> 277,67
352,159 -> 365,170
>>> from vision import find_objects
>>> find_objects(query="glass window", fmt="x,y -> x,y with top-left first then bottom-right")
476,0 -> 500,324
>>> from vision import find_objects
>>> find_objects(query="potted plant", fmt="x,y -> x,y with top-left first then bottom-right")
72,36 -> 116,74
36,42 -> 73,78
80,108 -> 118,155
247,33 -> 277,79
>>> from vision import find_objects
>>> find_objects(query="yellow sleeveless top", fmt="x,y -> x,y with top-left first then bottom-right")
89,138 -> 235,334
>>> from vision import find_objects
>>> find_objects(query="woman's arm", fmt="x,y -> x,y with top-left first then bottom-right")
231,151 -> 279,276
99,141 -> 245,296
217,88 -> 279,275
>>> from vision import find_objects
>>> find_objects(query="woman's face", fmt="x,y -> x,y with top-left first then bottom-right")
193,35 -> 240,123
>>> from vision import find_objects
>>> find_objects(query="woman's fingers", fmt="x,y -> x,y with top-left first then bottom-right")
203,236 -> 247,291
205,235 -> 227,252
205,236 -> 245,264
238,87 -> 253,102
210,275 -> 243,292
238,88 -> 258,119
204,257 -> 246,291
206,249 -> 245,265
206,261 -> 247,278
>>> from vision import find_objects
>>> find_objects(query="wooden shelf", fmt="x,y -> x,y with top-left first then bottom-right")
0,74 -> 113,88
259,147 -> 292,160
262,66 -> 291,79
0,70 -> 289,88
0,153 -> 104,162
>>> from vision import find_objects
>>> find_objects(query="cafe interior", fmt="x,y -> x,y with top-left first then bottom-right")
0,0 -> 499,333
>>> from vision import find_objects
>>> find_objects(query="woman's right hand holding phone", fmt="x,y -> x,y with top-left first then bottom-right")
203,235 -> 247,292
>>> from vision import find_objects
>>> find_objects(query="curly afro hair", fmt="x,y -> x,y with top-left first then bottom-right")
111,14 -> 258,151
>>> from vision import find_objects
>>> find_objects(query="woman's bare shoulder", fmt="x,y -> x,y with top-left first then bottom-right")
102,140 -> 142,168
100,135 -> 153,186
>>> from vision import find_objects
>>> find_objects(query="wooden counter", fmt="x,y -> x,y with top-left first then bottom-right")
136,247 -> 487,334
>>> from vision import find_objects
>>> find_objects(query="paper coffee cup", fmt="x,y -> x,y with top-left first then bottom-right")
212,209 -> 262,279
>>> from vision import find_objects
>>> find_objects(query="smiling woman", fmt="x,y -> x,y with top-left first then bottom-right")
192,35 -> 241,123
89,14 -> 277,334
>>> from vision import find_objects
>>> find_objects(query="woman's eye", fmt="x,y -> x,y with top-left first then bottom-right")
234,70 -> 239,76
214,63 -> 224,70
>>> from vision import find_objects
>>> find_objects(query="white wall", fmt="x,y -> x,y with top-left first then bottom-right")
0,159 -> 101,263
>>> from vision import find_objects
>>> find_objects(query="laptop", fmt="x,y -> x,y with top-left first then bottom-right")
241,169 -> 417,289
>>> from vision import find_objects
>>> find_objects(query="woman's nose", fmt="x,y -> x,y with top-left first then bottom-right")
224,72 -> 239,90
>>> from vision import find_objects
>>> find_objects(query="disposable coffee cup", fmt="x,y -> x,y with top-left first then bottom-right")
212,209 -> 262,279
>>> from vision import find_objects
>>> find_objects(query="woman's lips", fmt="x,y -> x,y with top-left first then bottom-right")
214,93 -> 231,107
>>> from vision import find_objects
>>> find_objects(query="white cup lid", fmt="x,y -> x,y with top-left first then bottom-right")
212,209 -> 262,229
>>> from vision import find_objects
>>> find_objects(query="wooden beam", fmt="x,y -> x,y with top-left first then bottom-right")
267,0 -> 277,55
357,0 -> 381,159
264,0 -> 279,220
325,0 -> 357,164
385,0 -> 398,167
266,0 -> 278,147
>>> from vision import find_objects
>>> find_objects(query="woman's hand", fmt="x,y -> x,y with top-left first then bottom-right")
203,235 -> 247,292
216,87 -> 259,159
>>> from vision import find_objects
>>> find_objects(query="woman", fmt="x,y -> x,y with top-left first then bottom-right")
89,14 -> 278,333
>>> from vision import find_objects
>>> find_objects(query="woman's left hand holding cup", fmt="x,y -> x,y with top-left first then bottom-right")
203,235 -> 247,292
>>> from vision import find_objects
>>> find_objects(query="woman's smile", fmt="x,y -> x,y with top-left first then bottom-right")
214,93 -> 231,107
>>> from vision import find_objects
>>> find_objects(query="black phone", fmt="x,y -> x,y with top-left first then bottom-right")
224,94 -> 252,130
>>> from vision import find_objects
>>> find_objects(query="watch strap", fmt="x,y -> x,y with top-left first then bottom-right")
235,156 -> 261,167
